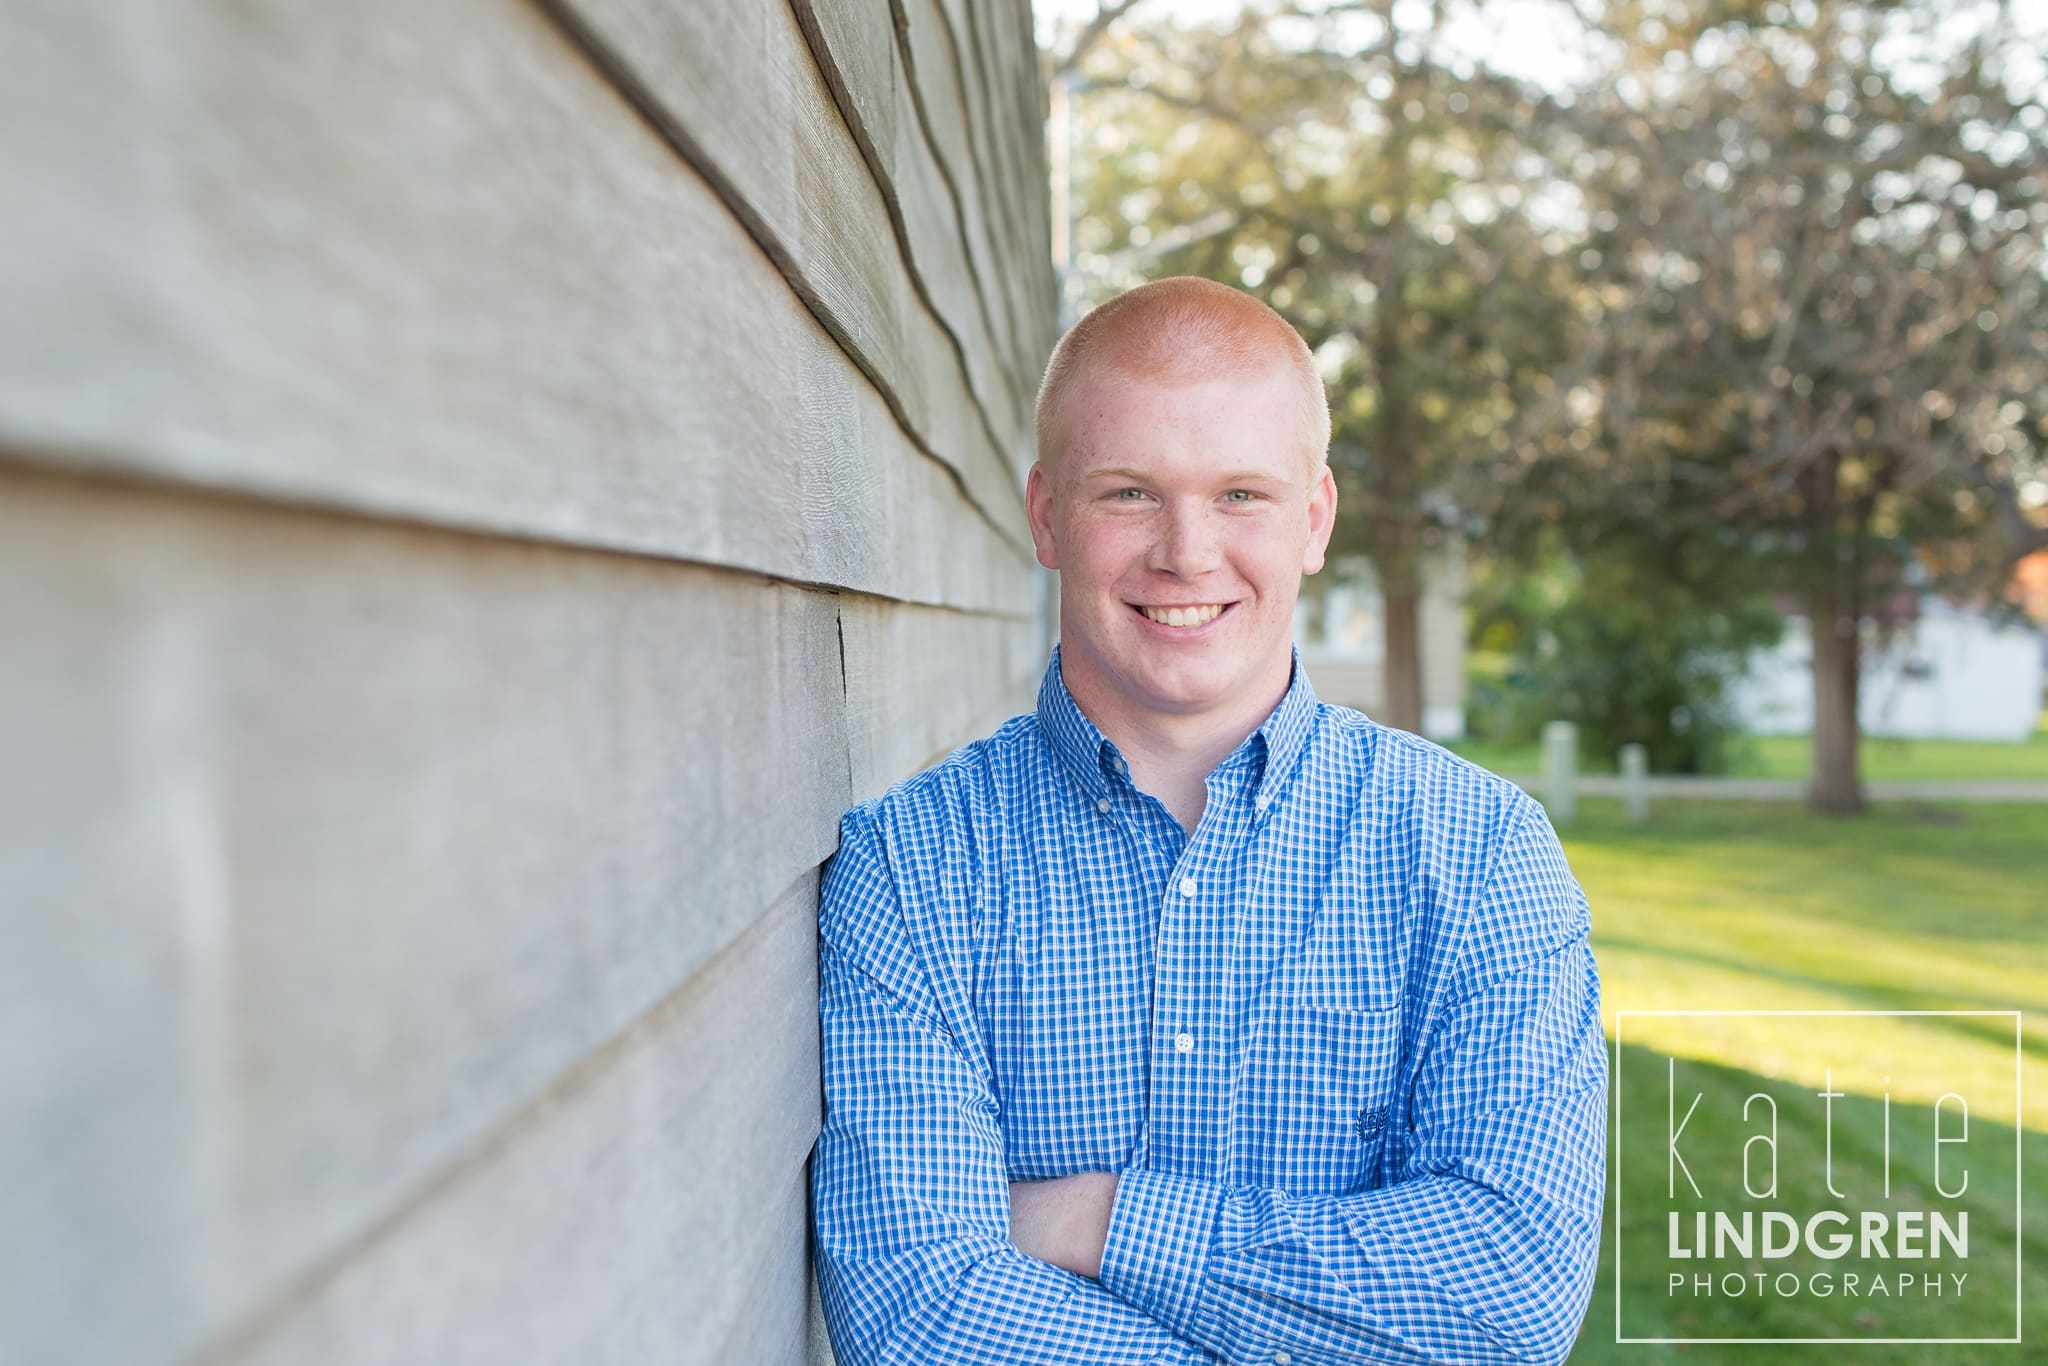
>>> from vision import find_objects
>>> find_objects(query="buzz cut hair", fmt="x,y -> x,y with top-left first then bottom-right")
1034,276 -> 1331,474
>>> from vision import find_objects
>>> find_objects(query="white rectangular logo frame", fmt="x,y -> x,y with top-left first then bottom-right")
1611,1009 -> 2023,1346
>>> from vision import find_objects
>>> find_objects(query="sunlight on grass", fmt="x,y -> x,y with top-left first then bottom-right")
1555,797 -> 2045,1360
1612,1010 -> 2023,1129
1565,798 -> 2046,1130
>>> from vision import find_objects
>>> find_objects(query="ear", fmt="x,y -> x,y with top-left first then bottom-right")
1303,464 -> 1337,576
1025,461 -> 1061,571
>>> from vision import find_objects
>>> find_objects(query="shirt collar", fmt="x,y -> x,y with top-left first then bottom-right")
1034,646 -> 1320,809
1035,647 -> 1119,802
1253,649 -> 1319,804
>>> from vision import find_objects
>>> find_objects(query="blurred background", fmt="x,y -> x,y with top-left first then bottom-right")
1039,2 -> 2046,1356
1041,0 -> 2047,802
2,0 -> 2041,1362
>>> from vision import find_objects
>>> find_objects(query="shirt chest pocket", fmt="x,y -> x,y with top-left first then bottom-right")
1230,1001 -> 1403,1195
1228,892 -> 1406,1193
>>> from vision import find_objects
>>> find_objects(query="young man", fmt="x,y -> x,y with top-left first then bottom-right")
813,278 -> 1605,1365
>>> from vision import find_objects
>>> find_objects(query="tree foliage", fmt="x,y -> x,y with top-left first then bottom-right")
1545,0 -> 2048,808
1471,533 -> 1785,775
1052,1 -> 1592,733
1043,0 -> 2048,808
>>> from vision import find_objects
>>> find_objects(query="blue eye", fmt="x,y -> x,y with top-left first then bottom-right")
1225,490 -> 1255,503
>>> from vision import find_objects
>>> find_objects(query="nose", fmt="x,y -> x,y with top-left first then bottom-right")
1150,497 -> 1222,578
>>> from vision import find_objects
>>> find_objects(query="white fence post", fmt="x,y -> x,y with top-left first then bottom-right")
1541,720 -> 1577,825
1619,743 -> 1649,825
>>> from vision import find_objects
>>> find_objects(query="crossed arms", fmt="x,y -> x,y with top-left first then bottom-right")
811,807 -> 1608,1366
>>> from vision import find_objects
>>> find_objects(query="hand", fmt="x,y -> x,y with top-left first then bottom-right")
1007,1172 -> 1119,1278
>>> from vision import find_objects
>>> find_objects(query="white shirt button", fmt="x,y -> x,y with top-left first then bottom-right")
1096,797 -> 1111,814
1273,1353 -> 1293,1365
1178,876 -> 1197,898
1254,792 -> 1271,811
1173,1032 -> 1195,1054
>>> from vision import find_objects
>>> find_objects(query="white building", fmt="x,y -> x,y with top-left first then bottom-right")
1731,599 -> 2045,741
1295,548 -> 1469,739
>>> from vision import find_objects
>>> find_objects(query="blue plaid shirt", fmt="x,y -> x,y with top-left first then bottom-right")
813,651 -> 1606,1365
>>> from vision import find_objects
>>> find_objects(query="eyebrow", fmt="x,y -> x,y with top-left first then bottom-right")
1083,467 -> 1292,485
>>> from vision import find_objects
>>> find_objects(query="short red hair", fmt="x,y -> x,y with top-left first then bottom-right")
1034,277 -> 1330,472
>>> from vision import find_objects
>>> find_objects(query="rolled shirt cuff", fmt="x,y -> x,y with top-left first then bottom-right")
1099,1167 -> 1226,1338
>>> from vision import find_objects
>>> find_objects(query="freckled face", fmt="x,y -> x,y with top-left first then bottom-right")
1026,363 -> 1336,736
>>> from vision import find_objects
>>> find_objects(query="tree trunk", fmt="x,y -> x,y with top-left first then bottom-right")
1380,574 -> 1424,734
1807,593 -> 1864,814
1367,66 -> 1423,737
1805,449 -> 1865,813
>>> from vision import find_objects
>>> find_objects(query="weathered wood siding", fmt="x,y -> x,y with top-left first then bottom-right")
0,2 -> 1053,1363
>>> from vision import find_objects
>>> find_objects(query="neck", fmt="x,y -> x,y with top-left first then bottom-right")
1059,651 -> 1292,833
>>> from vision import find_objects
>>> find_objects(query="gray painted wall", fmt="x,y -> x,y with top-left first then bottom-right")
0,1 -> 1054,1361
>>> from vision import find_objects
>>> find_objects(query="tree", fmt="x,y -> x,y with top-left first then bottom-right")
1044,0 -> 2047,799
1046,1 -> 1589,735
1558,0 -> 2048,810
1468,521 -> 1786,774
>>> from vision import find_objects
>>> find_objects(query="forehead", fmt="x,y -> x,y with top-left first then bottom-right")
1058,364 -> 1315,479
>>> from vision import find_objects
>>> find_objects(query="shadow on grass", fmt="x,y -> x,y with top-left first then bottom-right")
1569,1042 -> 2039,1364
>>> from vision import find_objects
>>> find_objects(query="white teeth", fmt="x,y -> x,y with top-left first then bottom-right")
1141,604 -> 1224,627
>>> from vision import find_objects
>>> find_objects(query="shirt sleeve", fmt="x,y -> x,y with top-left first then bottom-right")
812,807 -> 1213,1366
1097,802 -> 1608,1366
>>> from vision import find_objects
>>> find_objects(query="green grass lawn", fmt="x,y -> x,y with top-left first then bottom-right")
1558,799 -> 2048,1361
1735,727 -> 2048,782
1447,711 -> 2048,782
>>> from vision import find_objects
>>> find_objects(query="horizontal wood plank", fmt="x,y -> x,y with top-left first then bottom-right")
222,881 -> 822,1366
795,0 -> 1038,428
976,0 -> 1054,359
949,0 -> 1033,280
544,0 -> 1034,511
895,0 -> 1052,415
0,0 -> 1033,615
840,593 -> 1046,799
987,0 -> 1056,352
0,469 -> 850,1365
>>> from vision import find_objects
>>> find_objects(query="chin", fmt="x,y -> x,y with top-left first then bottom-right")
1129,667 -> 1239,713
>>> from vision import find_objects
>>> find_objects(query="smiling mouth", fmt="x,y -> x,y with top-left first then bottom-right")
1134,603 -> 1229,628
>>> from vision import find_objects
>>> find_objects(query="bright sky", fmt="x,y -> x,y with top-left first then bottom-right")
1034,0 -> 2048,98
1034,0 -> 1600,89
